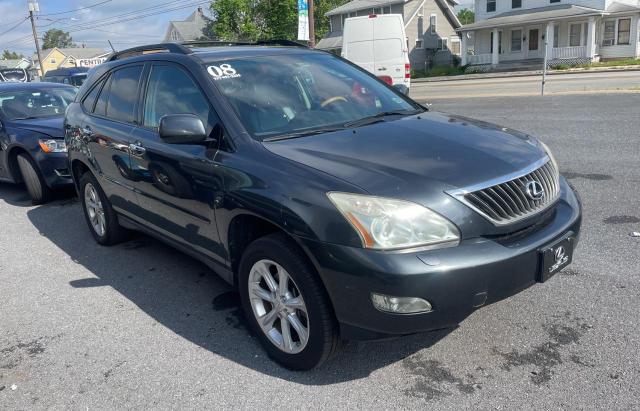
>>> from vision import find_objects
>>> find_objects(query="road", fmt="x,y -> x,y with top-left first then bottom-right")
410,70 -> 640,99
1,93 -> 639,409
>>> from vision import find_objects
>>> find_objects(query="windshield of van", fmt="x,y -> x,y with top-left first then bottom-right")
205,52 -> 420,140
0,88 -> 76,120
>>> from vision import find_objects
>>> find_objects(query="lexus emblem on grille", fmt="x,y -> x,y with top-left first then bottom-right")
525,180 -> 545,201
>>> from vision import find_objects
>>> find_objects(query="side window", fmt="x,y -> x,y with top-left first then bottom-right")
143,64 -> 217,134
94,75 -> 112,116
82,77 -> 105,112
106,65 -> 143,124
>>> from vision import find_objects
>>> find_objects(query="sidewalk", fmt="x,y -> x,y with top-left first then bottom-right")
412,65 -> 640,83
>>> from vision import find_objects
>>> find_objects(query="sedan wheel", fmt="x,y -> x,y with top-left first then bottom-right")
84,182 -> 106,237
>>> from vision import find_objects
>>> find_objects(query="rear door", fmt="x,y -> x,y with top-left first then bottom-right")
127,62 -> 226,265
373,15 -> 406,85
81,64 -> 144,216
343,17 -> 375,74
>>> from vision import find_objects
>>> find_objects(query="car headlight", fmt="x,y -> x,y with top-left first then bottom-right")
327,192 -> 460,250
38,139 -> 67,153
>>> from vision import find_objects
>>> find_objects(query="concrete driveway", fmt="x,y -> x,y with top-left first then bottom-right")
1,93 -> 638,409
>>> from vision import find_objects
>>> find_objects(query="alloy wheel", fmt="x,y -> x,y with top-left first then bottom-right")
248,259 -> 310,354
84,183 -> 106,237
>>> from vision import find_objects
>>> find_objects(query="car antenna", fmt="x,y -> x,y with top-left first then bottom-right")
107,40 -> 116,53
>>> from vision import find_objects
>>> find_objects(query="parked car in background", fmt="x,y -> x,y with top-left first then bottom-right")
0,82 -> 76,203
65,42 -> 581,370
0,68 -> 30,83
42,67 -> 90,87
342,14 -> 411,90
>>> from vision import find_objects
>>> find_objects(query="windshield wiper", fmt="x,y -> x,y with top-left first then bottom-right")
343,109 -> 422,128
262,126 -> 346,142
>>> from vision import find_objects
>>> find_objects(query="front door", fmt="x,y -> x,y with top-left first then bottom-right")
128,62 -> 226,265
527,28 -> 540,58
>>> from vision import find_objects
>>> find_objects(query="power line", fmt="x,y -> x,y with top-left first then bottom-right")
0,16 -> 29,37
2,0 -> 208,48
38,0 -> 113,17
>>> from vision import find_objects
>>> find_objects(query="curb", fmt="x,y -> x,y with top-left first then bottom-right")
412,65 -> 640,83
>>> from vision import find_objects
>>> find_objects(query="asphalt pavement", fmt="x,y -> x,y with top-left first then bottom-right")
1,93 -> 639,409
410,70 -> 640,99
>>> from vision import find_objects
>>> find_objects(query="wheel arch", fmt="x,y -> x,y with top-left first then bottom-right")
70,158 -> 91,191
6,145 -> 31,183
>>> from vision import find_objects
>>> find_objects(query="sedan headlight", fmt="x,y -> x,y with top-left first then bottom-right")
38,139 -> 67,153
327,192 -> 460,250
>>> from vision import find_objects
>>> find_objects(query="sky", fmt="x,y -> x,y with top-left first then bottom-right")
0,0 -> 212,56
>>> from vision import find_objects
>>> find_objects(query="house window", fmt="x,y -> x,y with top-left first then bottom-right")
450,39 -> 461,54
550,0 -> 560,3
512,0 -> 521,8
430,14 -> 437,34
618,18 -> 631,45
372,7 -> 382,14
383,6 -> 391,13
511,29 -> 522,51
569,23 -> 582,47
439,38 -> 448,50
553,24 -> 560,47
487,0 -> 496,12
415,38 -> 423,49
171,29 -> 179,41
603,20 -> 615,46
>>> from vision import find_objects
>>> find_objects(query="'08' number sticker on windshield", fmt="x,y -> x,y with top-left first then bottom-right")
207,64 -> 241,80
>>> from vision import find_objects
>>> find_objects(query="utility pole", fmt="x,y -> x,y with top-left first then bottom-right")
308,0 -> 315,48
28,0 -> 44,78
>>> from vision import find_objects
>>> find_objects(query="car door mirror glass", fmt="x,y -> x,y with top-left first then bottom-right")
159,114 -> 208,144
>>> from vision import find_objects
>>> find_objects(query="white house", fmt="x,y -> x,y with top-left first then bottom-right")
459,0 -> 640,67
163,7 -> 211,42
317,0 -> 462,68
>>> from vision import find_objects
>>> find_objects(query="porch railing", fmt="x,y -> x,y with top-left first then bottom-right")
552,46 -> 587,59
467,53 -> 492,65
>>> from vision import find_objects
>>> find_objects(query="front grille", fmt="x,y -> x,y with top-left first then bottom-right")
453,160 -> 560,226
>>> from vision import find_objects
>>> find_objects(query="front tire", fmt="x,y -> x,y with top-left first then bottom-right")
16,153 -> 51,204
79,172 -> 128,245
238,233 -> 340,370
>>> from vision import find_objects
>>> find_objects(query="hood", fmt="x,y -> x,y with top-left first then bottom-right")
8,116 -> 64,139
263,112 -> 547,200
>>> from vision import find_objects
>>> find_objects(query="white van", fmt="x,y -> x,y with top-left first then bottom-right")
341,14 -> 410,90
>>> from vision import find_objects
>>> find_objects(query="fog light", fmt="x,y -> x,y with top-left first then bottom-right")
371,293 -> 432,314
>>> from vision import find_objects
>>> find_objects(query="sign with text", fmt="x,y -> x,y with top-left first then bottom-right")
76,57 -> 107,68
297,0 -> 309,41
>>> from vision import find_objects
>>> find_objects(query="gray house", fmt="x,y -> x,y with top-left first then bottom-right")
163,7 -> 211,42
317,0 -> 462,69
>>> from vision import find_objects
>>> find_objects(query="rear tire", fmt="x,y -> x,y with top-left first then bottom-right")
16,153 -> 51,204
238,233 -> 341,370
78,172 -> 128,245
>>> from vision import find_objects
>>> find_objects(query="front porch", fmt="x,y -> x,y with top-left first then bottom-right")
458,4 -> 640,70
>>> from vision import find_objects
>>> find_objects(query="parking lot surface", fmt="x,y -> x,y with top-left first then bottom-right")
1,93 -> 639,409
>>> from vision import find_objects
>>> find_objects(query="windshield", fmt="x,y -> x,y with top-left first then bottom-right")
205,52 -> 420,140
0,88 -> 76,120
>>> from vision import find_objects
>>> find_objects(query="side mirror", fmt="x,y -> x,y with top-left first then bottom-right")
393,84 -> 410,95
159,114 -> 207,144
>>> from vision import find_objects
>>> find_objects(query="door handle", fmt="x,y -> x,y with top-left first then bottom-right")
377,67 -> 388,71
128,142 -> 146,156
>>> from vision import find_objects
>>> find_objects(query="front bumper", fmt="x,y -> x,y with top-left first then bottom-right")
33,151 -> 73,188
298,178 -> 582,340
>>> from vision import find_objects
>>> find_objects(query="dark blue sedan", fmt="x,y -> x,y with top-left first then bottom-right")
0,82 -> 76,203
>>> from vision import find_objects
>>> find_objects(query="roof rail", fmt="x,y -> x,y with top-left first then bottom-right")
181,39 -> 309,49
107,43 -> 193,62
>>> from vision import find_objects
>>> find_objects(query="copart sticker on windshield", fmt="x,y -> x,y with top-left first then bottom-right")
207,64 -> 241,80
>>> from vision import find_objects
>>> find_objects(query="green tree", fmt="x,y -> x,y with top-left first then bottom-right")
457,8 -> 474,25
2,50 -> 24,60
42,29 -> 76,50
204,0 -> 349,44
